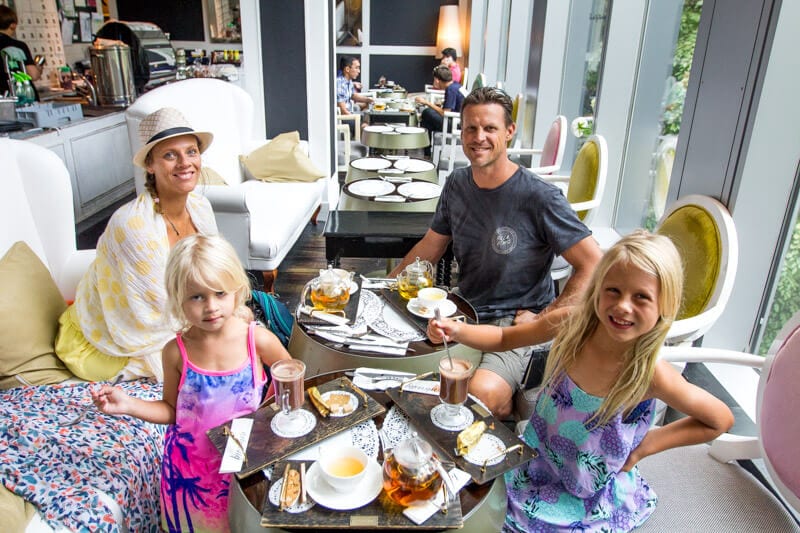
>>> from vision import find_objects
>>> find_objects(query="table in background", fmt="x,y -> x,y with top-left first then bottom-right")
361,128 -> 429,155
325,161 -> 453,285
364,109 -> 417,126
229,370 -> 508,532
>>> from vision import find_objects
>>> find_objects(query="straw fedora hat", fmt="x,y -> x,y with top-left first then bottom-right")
132,107 -> 214,168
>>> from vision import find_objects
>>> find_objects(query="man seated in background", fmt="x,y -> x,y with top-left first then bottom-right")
336,55 -> 371,135
439,47 -> 462,83
415,65 -> 464,153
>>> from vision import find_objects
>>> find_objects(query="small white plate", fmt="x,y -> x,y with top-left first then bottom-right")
268,475 -> 316,513
320,390 -> 358,417
397,181 -> 442,200
363,125 -> 394,133
407,298 -> 458,319
462,433 -> 507,467
305,460 -> 383,510
393,158 -> 435,172
347,179 -> 396,197
350,157 -> 393,171
395,126 -> 426,134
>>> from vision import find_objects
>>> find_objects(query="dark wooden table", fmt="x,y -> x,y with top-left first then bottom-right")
228,370 -> 507,532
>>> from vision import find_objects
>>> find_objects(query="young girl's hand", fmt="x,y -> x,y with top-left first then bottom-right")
427,317 -> 460,344
91,384 -> 131,416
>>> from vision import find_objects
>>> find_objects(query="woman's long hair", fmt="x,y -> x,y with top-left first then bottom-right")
542,230 -> 684,426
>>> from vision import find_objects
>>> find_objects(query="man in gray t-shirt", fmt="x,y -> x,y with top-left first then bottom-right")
391,88 -> 602,418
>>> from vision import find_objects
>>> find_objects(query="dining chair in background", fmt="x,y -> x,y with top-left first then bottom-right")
655,194 -> 738,346
636,321 -> 800,531
543,134 -> 608,291
507,115 -> 567,176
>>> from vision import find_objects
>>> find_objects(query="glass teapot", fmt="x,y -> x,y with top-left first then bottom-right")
397,257 -> 434,300
382,432 -> 443,506
301,266 -> 355,313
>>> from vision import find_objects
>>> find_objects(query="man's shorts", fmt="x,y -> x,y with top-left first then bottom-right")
478,316 -> 550,391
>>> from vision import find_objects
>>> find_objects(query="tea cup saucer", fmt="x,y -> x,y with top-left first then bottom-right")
305,459 -> 382,510
407,298 -> 457,319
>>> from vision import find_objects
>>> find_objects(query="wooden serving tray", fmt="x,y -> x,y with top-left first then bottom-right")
208,377 -> 385,478
385,387 -> 536,485
259,459 -> 463,529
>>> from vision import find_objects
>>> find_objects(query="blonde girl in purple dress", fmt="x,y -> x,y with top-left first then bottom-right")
430,231 -> 735,531
92,235 -> 292,532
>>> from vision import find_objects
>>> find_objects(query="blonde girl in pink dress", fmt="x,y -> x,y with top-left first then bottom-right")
92,235 -> 292,532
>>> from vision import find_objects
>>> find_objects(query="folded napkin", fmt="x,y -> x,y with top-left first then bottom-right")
352,368 -> 414,390
403,467 -> 472,525
374,195 -> 407,202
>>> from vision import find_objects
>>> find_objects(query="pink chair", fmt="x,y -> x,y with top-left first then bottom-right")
507,115 -> 567,175
636,319 -> 800,530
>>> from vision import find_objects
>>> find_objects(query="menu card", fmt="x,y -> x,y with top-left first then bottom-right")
386,387 -> 536,485
207,377 -> 385,479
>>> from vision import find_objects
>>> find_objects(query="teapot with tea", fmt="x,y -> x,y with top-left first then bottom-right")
382,432 -> 443,506
302,266 -> 355,313
397,257 -> 434,300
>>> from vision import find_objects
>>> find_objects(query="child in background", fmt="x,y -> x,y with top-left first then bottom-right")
429,231 -> 734,531
92,235 -> 292,532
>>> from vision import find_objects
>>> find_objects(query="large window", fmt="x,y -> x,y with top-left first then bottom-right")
613,0 -> 702,233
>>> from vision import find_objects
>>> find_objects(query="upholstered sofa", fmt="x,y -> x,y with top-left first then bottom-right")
124,78 -> 330,290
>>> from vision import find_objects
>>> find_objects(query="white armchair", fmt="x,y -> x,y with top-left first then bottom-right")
124,79 -> 327,290
1,138 -> 95,301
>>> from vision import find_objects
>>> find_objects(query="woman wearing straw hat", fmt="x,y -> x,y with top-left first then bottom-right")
55,108 -> 219,382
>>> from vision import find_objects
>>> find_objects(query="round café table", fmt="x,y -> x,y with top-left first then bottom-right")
362,126 -> 429,151
228,369 -> 508,532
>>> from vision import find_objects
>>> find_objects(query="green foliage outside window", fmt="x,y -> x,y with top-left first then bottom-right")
758,218 -> 800,354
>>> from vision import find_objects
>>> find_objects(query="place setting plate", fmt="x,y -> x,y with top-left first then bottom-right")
350,157 -> 393,171
397,181 -> 441,200
394,126 -> 426,134
363,125 -> 395,133
346,179 -> 396,198
392,158 -> 435,172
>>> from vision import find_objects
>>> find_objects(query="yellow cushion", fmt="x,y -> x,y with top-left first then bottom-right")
239,131 -> 325,183
657,205 -> 721,320
201,166 -> 228,185
0,242 -> 74,389
567,140 -> 599,220
54,305 -> 127,381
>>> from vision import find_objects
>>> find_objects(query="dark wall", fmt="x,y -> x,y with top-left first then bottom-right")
371,55 -> 439,93
116,0 -> 204,41
260,1 -> 309,139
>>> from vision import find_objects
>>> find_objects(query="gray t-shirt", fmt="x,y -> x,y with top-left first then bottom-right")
431,166 -> 591,320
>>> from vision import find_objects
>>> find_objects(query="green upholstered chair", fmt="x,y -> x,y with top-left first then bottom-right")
542,134 -> 607,226
656,194 -> 738,345
543,134 -> 608,289
472,72 -> 486,89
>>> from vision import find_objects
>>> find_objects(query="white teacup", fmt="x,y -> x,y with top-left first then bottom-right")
416,287 -> 448,314
318,445 -> 368,491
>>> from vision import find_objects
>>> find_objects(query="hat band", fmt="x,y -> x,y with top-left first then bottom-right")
146,126 -> 195,145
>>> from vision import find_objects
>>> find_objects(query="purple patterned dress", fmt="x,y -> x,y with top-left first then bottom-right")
504,373 -> 657,532
161,322 -> 267,533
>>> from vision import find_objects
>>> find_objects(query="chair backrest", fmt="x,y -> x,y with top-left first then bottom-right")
472,72 -> 486,89
125,78 -> 257,193
462,66 -> 469,90
566,134 -> 607,225
759,321 -> 800,510
652,135 -> 677,219
657,194 -> 738,344
538,115 -> 568,174
0,139 -> 81,298
507,93 -> 524,148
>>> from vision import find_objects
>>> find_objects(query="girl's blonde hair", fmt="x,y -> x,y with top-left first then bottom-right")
164,234 -> 251,328
542,230 -> 684,426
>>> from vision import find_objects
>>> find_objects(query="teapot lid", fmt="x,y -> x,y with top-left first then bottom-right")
394,432 -> 434,468
405,256 -> 432,275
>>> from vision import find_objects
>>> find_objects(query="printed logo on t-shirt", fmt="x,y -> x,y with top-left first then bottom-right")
491,226 -> 517,255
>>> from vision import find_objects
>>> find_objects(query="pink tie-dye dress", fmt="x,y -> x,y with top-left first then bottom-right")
160,322 -> 267,533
